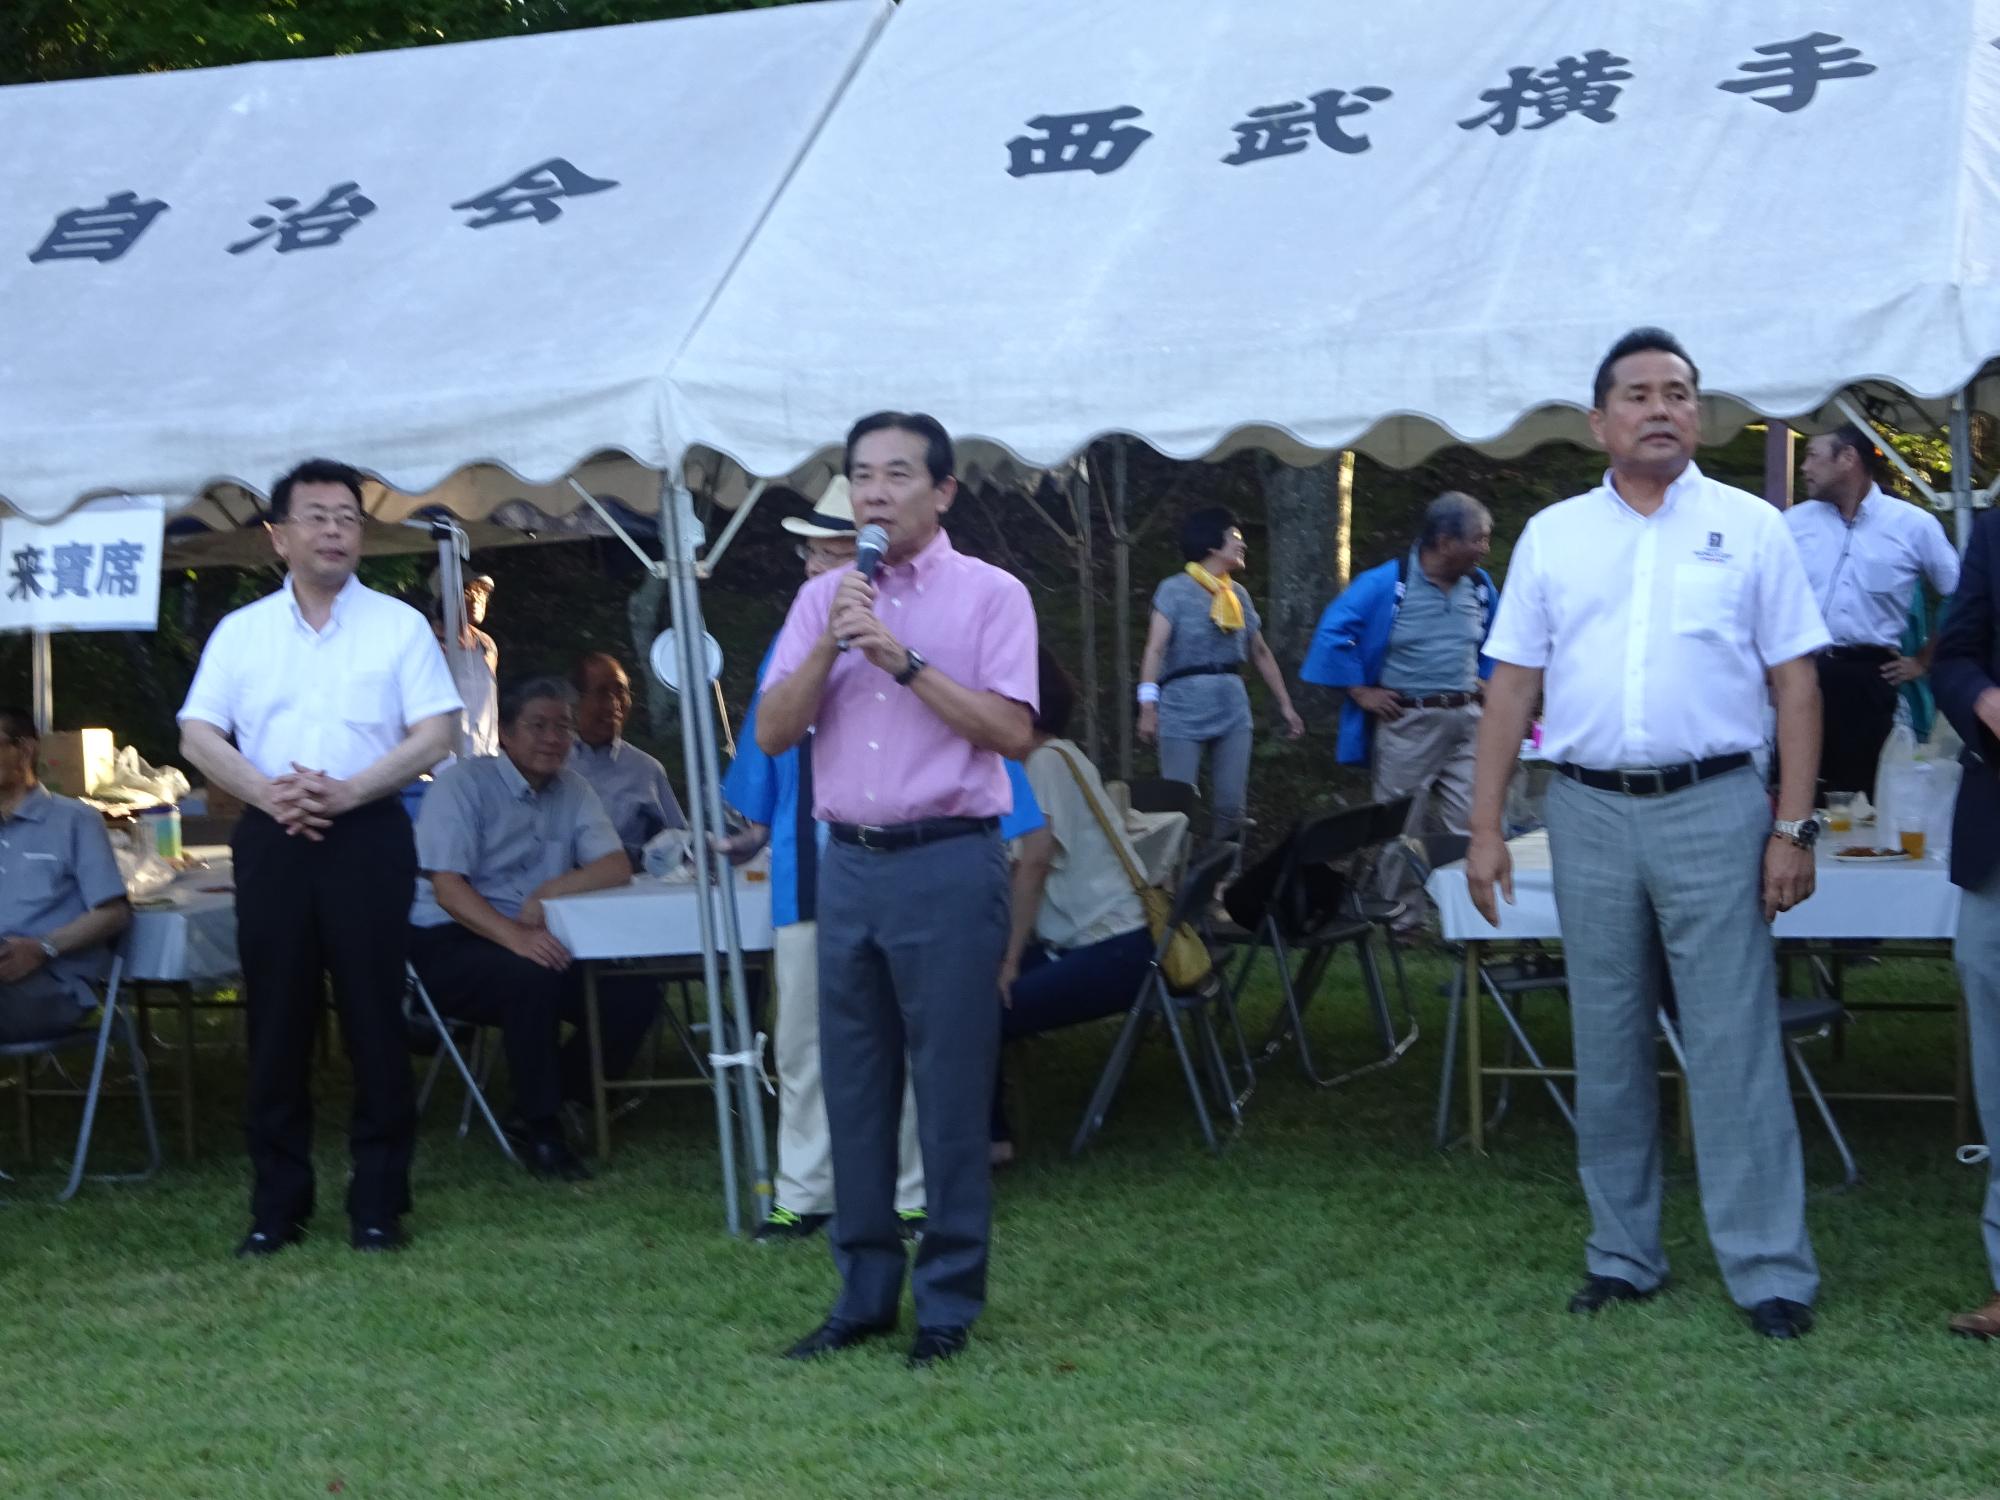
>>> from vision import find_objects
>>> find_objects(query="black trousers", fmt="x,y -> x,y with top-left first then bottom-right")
233,798 -> 417,1229
406,923 -> 659,1133
1816,649 -> 1899,798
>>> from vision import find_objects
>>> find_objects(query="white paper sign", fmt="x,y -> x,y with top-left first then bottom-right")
0,497 -> 165,633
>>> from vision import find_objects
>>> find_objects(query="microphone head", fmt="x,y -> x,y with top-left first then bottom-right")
854,523 -> 890,577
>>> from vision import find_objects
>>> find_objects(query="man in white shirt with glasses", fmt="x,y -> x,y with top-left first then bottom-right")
180,459 -> 460,1259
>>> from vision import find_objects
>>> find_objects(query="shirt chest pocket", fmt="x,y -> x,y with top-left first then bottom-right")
1671,564 -> 1748,644
341,672 -> 399,730
8,853 -> 63,905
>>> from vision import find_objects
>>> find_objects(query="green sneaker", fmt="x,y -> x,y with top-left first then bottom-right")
754,1206 -> 829,1243
897,1208 -> 928,1244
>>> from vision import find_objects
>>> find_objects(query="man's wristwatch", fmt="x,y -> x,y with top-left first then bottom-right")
37,937 -> 60,962
895,648 -> 928,687
1772,817 -> 1820,850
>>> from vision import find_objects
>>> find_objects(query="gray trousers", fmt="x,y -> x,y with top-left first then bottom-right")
1956,866 -> 2000,1289
818,830 -> 1010,1330
1546,767 -> 1819,1308
1159,723 -> 1253,844
0,969 -> 87,1044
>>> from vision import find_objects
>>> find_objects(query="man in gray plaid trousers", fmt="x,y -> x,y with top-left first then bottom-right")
1465,329 -> 1830,1341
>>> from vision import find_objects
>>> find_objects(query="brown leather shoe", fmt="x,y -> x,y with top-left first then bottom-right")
1948,1294 -> 2000,1339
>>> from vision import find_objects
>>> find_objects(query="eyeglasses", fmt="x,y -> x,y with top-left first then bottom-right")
515,715 -> 574,737
584,684 -> 633,703
287,508 -> 364,532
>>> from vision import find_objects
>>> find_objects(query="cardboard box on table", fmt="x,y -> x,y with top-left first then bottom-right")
38,728 -> 116,798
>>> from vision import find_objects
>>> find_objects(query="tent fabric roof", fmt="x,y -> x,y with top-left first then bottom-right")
666,0 -> 2000,476
0,1 -> 888,522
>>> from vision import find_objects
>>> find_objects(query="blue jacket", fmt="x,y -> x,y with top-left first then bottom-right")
723,641 -> 1044,927
1300,555 -> 1498,766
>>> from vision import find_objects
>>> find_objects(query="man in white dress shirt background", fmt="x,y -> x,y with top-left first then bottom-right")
1466,328 -> 1830,1341
1789,424 -> 1961,796
179,459 -> 462,1258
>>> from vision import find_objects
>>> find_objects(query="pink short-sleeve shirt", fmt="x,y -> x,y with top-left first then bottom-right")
763,530 -> 1038,825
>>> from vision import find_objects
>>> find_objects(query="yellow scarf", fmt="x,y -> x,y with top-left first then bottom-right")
1184,562 -> 1244,633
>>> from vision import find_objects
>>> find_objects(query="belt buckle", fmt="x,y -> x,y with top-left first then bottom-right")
855,824 -> 886,850
1617,768 -> 1663,796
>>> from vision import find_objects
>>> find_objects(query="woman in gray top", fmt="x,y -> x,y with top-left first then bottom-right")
1137,508 -> 1303,845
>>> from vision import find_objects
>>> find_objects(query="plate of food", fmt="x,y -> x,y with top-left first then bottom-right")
1831,846 -> 1911,864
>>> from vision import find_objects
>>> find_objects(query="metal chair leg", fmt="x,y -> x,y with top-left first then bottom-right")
1158,988 -> 1220,1153
1070,988 -> 1156,1155
1788,1037 -> 1860,1188
1433,970 -> 1464,1151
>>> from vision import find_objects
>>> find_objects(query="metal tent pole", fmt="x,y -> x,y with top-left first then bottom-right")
30,630 -> 53,735
660,477 -> 773,1233
1950,389 -> 1976,552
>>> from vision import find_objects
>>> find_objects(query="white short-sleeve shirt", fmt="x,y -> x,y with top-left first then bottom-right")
179,574 -> 463,781
1484,464 -> 1831,768
1783,488 -> 1961,648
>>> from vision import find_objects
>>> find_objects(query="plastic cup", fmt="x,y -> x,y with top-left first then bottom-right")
1899,829 -> 1927,859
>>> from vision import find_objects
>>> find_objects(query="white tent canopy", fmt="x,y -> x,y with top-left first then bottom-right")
0,0 -> 888,522
667,0 -> 2000,475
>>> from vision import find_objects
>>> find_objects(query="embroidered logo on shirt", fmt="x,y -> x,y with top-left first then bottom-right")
1694,531 -> 1733,564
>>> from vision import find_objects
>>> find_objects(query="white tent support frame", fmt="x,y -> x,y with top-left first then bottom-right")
566,473 -> 771,1232
30,630 -> 52,736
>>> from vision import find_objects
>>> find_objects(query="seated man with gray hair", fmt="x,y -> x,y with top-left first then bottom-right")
407,677 -> 655,1181
1302,492 -> 1500,927
0,706 -> 132,1041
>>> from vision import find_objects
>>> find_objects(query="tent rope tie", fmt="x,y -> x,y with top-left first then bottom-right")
708,1030 -> 775,1096
1958,1145 -> 1990,1167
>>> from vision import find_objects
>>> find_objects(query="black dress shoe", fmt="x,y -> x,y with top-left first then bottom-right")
1567,1274 -> 1664,1313
784,1316 -> 896,1361
1748,1298 -> 1814,1340
351,1221 -> 408,1253
234,1224 -> 305,1259
524,1135 -> 593,1183
907,1325 -> 970,1369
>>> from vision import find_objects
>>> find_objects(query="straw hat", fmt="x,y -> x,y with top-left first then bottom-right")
780,476 -> 857,538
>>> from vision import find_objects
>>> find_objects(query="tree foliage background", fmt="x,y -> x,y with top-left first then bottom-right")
1,1 -> 1975,848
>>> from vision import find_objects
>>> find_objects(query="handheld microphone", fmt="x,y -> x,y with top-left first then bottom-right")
839,524 -> 890,651
854,523 -> 889,582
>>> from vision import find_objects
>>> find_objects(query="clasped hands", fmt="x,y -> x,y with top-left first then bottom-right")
264,762 -> 361,841
828,573 -> 907,675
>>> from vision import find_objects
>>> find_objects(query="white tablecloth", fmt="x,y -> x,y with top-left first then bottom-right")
543,877 -> 775,961
1427,830 -> 1961,943
126,858 -> 241,984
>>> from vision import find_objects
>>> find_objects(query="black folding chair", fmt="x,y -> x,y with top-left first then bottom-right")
1071,848 -> 1248,1155
1125,778 -> 1204,889
1221,803 -> 1415,1088
2,958 -> 161,1201
406,963 -> 518,1165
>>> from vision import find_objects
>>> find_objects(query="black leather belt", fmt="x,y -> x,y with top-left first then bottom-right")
1822,644 -> 1897,663
1158,663 -> 1241,689
1395,690 -> 1481,709
828,815 -> 999,852
1556,752 -> 1753,797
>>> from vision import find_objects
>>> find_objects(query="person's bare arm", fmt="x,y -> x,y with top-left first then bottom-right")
1137,608 -> 1172,744
0,898 -> 132,984
518,852 -> 632,927
1464,663 -> 1541,925
756,637 -> 839,755
1762,656 -> 1821,920
838,607 -> 1035,759
430,871 -> 571,970
1249,632 -> 1304,738
179,719 -> 310,830
999,827 -> 1055,1002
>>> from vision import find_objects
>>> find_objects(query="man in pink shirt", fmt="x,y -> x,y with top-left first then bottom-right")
758,411 -> 1038,1369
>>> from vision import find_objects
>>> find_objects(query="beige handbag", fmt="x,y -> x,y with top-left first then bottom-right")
1050,744 -> 1212,990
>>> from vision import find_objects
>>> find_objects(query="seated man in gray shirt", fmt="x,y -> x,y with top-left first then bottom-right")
569,652 -> 686,872
0,707 -> 133,1041
407,677 -> 655,1181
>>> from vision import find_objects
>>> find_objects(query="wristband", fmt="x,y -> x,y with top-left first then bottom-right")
1136,682 -> 1160,706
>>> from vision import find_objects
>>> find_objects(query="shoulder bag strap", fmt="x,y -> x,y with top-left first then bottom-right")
1048,744 -> 1151,900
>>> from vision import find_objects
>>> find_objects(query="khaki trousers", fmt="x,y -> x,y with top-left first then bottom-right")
772,921 -> 923,1215
1369,702 -> 1481,918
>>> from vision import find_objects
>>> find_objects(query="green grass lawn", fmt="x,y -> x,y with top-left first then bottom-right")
2,952 -> 1995,1498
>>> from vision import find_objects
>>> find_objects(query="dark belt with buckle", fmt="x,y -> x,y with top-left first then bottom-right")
1556,752 -> 1754,797
1395,690 -> 1481,709
828,815 -> 999,852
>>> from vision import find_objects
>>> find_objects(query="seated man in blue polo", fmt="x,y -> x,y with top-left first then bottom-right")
569,651 -> 686,871
0,707 -> 132,1041
407,676 -> 652,1181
